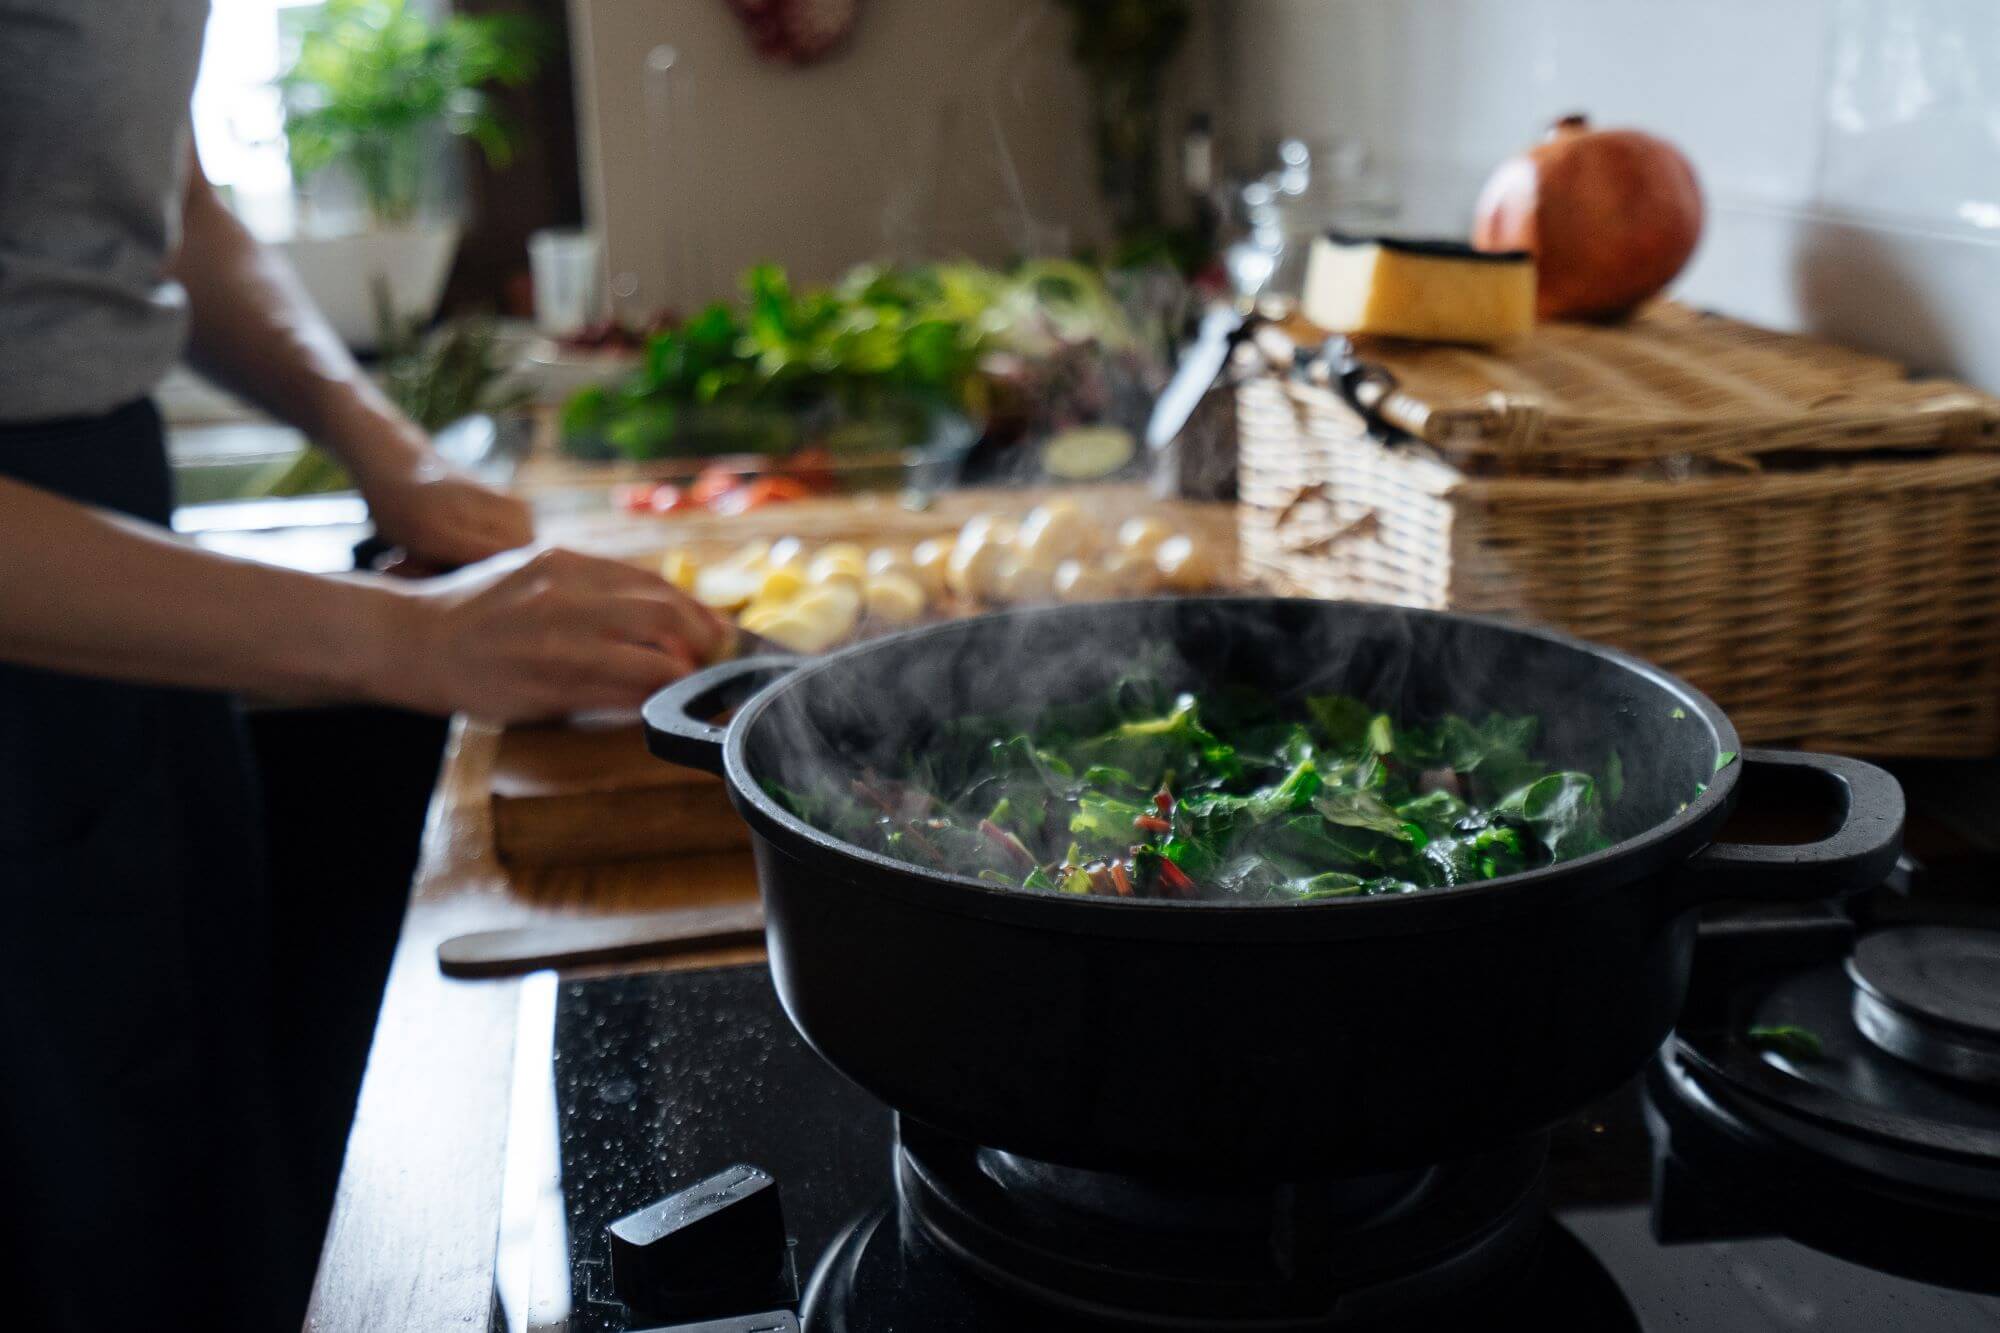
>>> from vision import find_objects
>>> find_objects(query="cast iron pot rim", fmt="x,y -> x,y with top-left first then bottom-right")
720,596 -> 1740,928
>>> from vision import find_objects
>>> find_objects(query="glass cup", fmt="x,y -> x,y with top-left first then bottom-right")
528,228 -> 603,338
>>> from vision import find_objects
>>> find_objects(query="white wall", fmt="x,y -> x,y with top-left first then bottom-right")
568,0 -> 1217,317
1215,0 -> 2000,389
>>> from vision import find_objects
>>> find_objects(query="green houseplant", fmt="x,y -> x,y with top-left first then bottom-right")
274,0 -> 542,346
279,0 -> 542,226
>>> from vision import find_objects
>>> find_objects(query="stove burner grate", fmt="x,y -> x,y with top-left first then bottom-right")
891,1117 -> 1550,1329
1848,926 -> 2000,1086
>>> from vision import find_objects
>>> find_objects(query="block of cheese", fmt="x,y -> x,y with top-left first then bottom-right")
1302,233 -> 1535,345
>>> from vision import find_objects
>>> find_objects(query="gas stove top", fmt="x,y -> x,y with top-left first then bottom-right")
496,904 -> 2000,1332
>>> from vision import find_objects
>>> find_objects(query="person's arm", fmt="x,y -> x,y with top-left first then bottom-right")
171,144 -> 529,567
0,477 -> 722,721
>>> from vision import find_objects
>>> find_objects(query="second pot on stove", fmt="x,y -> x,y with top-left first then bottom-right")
644,598 -> 1903,1179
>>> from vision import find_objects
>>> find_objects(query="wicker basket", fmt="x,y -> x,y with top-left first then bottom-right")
1238,305 -> 2000,757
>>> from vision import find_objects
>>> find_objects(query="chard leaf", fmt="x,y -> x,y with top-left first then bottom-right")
1081,764 -> 1145,791
1288,871 -> 1365,899
1394,789 -> 1471,837
1069,790 -> 1148,850
1746,1024 -> 1824,1062
1313,790 -> 1414,840
1420,836 -> 1482,886
1306,695 -> 1375,752
1496,772 -> 1603,859
1248,757 -> 1322,817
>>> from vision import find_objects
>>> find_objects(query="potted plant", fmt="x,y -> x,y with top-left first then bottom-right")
275,0 -> 542,348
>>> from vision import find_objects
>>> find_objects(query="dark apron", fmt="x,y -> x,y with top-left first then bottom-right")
0,401 -> 310,1330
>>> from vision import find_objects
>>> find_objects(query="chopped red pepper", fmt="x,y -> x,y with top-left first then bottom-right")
1133,814 -> 1171,834
978,819 -> 1037,870
687,464 -> 741,506
1153,787 -> 1175,815
1156,857 -> 1197,898
851,777 -> 898,814
1107,860 -> 1134,897
782,446 -> 838,493
711,475 -> 812,514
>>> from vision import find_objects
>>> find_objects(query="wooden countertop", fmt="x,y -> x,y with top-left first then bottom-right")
302,719 -> 764,1331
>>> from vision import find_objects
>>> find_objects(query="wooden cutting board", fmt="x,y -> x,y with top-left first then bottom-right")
490,716 -> 748,866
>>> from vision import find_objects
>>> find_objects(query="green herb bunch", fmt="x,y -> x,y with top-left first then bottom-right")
560,259 -> 1137,463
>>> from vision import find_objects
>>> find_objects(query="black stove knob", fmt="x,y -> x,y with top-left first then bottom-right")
609,1164 -> 790,1315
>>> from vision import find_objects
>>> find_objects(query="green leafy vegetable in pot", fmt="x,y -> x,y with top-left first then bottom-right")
771,679 -> 1615,902
1745,1024 -> 1825,1062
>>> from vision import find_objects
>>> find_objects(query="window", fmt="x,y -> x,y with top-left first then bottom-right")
190,0 -> 324,239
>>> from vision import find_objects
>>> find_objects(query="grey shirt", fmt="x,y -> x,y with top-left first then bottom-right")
0,0 -> 210,422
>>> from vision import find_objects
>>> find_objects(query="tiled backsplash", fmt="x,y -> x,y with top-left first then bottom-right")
1216,0 -> 2000,388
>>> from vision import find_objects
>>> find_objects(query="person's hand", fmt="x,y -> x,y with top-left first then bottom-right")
363,462 -> 536,570
376,546 -> 727,722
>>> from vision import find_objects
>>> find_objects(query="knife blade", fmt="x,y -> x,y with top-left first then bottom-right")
437,901 -> 767,978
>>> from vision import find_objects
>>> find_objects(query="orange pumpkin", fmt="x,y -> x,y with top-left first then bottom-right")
1473,114 -> 1703,320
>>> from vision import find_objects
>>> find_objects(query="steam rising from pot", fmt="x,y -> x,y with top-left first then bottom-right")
730,597 -> 1684,900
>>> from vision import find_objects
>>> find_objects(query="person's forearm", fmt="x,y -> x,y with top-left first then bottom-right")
0,478 -> 404,701
170,149 -> 430,490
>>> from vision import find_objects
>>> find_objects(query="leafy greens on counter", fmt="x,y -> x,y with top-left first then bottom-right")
560,259 -> 1143,462
773,677 -> 1613,902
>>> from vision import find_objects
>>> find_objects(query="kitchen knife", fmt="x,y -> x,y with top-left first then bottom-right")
438,901 -> 767,978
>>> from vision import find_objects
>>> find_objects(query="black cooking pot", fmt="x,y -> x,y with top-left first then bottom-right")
644,598 -> 1902,1178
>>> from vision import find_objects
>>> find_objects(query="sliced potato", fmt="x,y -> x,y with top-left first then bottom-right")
955,513 -> 1009,550
864,572 -> 926,623
748,612 -> 825,655
692,562 -> 764,611
1099,547 -> 1162,595
996,556 -> 1055,604
1154,534 -> 1215,592
946,514 -> 1017,600
946,538 -> 1009,601
787,582 -> 863,650
807,542 -> 869,586
660,549 -> 699,592
867,547 -> 916,581
723,539 -> 773,570
767,536 -> 807,570
738,601 -> 792,635
758,564 -> 807,603
1016,499 -> 1093,565
1116,516 -> 1171,558
1053,557 -> 1117,603
909,538 -> 953,596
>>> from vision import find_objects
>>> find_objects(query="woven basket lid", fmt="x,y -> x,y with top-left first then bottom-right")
1341,303 -> 2000,469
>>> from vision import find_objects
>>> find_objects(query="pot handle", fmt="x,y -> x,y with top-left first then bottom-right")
642,655 -> 800,776
1672,749 -> 1904,908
